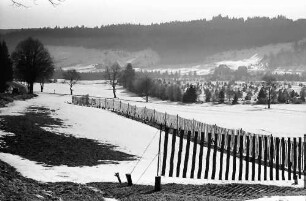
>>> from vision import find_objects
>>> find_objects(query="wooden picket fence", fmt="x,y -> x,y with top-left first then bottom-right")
72,95 -> 305,182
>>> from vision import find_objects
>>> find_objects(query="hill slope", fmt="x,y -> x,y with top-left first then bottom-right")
2,16 -> 306,66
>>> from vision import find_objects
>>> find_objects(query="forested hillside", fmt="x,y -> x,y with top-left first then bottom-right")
1,15 -> 306,65
262,40 -> 306,70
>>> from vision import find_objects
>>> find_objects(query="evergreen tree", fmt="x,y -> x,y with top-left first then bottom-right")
300,87 -> 306,102
270,88 -> 278,104
282,89 -> 290,103
173,85 -> 182,102
278,89 -> 285,103
257,87 -> 267,104
204,88 -> 211,102
219,90 -> 225,103
0,41 -> 13,93
182,85 -> 197,103
120,63 -> 135,91
232,92 -> 238,104
166,85 -> 175,101
245,91 -> 253,101
212,89 -> 220,102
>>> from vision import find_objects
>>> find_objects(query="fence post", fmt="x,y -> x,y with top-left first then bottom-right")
155,125 -> 162,191
164,112 -> 167,128
126,174 -> 133,186
304,134 -> 306,188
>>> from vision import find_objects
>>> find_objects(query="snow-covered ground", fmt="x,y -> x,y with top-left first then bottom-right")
247,196 -> 306,201
37,81 -> 306,137
215,54 -> 264,71
0,93 -> 304,188
0,81 -> 305,196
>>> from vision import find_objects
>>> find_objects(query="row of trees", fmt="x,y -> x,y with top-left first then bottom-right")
117,64 -> 306,107
0,37 -> 83,95
208,65 -> 306,82
0,38 -> 55,94
117,64 -> 192,103
3,16 -> 306,64
257,85 -> 306,105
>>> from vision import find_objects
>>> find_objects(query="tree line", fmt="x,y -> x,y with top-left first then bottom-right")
0,38 -> 54,94
2,15 -> 306,64
0,37 -> 82,95
117,64 -> 306,106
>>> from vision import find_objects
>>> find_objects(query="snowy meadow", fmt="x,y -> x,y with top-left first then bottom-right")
0,80 -> 306,190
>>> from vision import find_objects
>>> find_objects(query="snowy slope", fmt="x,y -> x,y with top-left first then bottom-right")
215,54 -> 264,70
36,82 -> 306,137
0,93 -> 304,187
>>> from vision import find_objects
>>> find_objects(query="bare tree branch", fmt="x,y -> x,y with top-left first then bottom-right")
11,0 -> 29,8
11,0 -> 64,8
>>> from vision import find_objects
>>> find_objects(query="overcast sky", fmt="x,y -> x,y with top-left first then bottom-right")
0,0 -> 306,29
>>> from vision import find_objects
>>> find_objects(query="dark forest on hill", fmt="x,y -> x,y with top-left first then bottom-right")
1,15 -> 306,64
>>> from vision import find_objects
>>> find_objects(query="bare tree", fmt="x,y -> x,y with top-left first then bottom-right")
63,69 -> 80,95
12,37 -> 54,94
262,74 -> 277,109
134,75 -> 153,102
105,62 -> 121,98
38,65 -> 54,92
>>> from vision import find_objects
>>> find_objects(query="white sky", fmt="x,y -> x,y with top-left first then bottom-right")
0,0 -> 306,29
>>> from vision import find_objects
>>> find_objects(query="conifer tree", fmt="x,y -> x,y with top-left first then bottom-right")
257,87 -> 267,104
0,41 -> 13,93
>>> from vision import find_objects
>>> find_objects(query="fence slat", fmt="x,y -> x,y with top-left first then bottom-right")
270,136 -> 274,180
211,133 -> 218,179
246,135 -> 250,180
161,127 -> 169,176
298,137 -> 302,179
182,131 -> 191,178
190,131 -> 198,178
281,137 -> 286,180
252,135 -> 256,181
288,138 -> 292,180
239,135 -> 243,181
219,134 -> 225,180
293,138 -> 297,180
232,135 -> 238,180
258,136 -> 262,181
169,129 -> 177,177
197,131 -> 205,179
176,130 -> 184,177
225,134 -> 231,180
204,132 -> 212,179
264,136 -> 268,180
276,138 -> 280,180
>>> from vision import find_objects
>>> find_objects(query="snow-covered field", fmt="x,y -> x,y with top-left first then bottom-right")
0,93 -> 304,188
0,81 -> 305,194
37,81 -> 306,137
